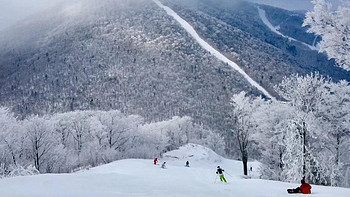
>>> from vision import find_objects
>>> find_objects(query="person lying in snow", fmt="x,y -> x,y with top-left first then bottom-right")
287,179 -> 312,194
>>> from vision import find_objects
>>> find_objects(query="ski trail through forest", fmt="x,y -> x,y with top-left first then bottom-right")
257,6 -> 318,51
153,0 -> 276,100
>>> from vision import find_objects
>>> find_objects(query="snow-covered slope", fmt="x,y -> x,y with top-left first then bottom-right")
154,0 -> 275,100
0,144 -> 348,197
257,6 -> 318,51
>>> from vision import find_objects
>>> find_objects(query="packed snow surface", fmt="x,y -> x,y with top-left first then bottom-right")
257,6 -> 319,51
0,144 -> 349,197
153,0 -> 275,100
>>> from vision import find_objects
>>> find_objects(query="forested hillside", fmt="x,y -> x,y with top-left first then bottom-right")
0,0 -> 256,133
163,0 -> 350,96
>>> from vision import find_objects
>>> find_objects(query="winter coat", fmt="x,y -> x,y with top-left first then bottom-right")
216,168 -> 224,175
300,183 -> 312,194
161,163 -> 166,169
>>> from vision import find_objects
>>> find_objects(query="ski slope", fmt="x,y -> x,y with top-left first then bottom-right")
153,0 -> 275,100
257,6 -> 319,51
0,144 -> 349,197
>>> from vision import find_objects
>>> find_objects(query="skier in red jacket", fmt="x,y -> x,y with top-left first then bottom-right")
300,179 -> 312,194
154,158 -> 158,165
287,179 -> 312,194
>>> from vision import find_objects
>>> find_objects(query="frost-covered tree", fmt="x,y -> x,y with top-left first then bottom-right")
252,101 -> 303,182
230,92 -> 264,176
0,108 -> 24,171
252,73 -> 350,186
275,73 -> 333,184
315,80 -> 350,186
64,111 -> 92,154
97,111 -> 141,151
198,130 -> 225,156
0,107 -> 223,177
23,116 -> 55,172
303,0 -> 350,71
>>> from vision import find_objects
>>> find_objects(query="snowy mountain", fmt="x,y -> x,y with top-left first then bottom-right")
1,0 -> 350,192
163,0 -> 350,88
0,0 -> 256,133
0,0 -> 349,139
0,144 -> 348,197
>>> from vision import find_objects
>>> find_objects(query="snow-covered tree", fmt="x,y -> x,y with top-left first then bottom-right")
252,73 -> 350,186
253,101 -> 303,182
0,107 -> 226,177
23,116 -> 55,173
303,0 -> 350,71
97,111 -> 141,152
230,91 -> 264,176
63,111 -> 92,154
315,80 -> 350,186
274,73 -> 333,184
0,107 -> 24,172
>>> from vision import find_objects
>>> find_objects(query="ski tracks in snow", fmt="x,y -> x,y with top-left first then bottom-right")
153,0 -> 276,100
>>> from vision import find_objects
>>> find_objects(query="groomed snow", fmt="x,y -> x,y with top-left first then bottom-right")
257,6 -> 319,51
153,0 -> 275,100
0,144 -> 349,197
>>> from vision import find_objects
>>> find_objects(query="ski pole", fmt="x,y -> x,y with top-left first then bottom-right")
224,171 -> 233,177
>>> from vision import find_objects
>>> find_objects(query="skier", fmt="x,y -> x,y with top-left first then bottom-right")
249,166 -> 253,177
154,157 -> 158,165
161,162 -> 167,169
185,161 -> 190,167
287,179 -> 312,194
216,166 -> 227,183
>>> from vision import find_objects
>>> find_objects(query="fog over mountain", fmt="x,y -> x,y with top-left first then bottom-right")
1,0 -> 348,30
0,0 -> 69,30
247,0 -> 346,11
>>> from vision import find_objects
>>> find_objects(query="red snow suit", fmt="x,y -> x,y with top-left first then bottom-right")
300,183 -> 312,194
154,158 -> 158,165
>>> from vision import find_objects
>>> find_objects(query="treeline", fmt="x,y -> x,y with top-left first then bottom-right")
0,109 -> 224,177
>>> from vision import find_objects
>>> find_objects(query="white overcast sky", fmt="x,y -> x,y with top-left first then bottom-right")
0,0 -> 348,31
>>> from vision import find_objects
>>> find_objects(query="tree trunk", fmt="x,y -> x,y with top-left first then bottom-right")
35,151 -> 40,172
34,138 -> 40,171
242,151 -> 248,176
302,121 -> 306,179
5,141 -> 17,166
335,132 -> 341,165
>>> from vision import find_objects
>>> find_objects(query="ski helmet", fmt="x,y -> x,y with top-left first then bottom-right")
217,166 -> 220,168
